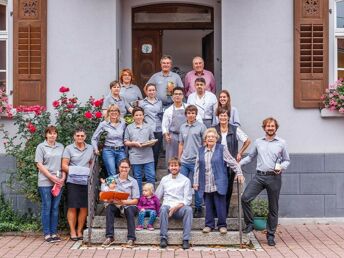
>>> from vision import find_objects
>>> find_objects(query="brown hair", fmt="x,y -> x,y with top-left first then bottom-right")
218,90 -> 232,115
109,80 -> 120,89
194,77 -> 206,85
216,106 -> 230,117
185,104 -> 198,115
144,83 -> 156,95
132,106 -> 144,116
119,68 -> 134,84
262,117 -> 279,130
168,157 -> 181,166
45,125 -> 58,139
119,158 -> 131,168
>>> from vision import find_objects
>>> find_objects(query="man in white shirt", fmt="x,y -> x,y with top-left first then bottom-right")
187,77 -> 217,128
155,157 -> 193,250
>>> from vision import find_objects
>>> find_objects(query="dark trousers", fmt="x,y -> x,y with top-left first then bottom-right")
204,192 -> 227,228
241,174 -> 282,237
106,204 -> 138,240
153,132 -> 163,171
226,169 -> 236,216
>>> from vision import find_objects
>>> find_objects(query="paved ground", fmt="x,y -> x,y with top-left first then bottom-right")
0,224 -> 344,257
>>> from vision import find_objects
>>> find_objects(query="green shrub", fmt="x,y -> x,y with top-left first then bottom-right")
251,198 -> 269,218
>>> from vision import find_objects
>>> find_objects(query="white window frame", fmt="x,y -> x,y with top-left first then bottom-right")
333,0 -> 344,81
0,1 -> 8,93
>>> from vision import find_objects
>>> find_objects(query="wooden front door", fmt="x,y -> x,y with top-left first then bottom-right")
132,30 -> 162,91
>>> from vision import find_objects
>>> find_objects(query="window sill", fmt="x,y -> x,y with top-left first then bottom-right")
320,108 -> 344,118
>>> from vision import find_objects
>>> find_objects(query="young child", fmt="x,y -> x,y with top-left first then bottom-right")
100,176 -> 124,215
136,183 -> 160,231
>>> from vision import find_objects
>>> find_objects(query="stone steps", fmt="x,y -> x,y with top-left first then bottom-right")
90,216 -> 244,230
83,228 -> 250,246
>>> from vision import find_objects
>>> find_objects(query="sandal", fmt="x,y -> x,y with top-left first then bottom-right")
70,235 -> 79,241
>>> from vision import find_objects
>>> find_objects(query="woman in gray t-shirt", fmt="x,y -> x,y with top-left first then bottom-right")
35,126 -> 65,243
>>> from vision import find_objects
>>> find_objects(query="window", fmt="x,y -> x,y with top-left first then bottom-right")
335,1 -> 344,79
0,1 -> 7,93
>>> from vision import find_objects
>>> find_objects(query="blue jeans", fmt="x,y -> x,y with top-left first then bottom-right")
132,162 -> 155,195
137,209 -> 157,226
39,186 -> 63,236
102,146 -> 126,176
180,162 -> 202,209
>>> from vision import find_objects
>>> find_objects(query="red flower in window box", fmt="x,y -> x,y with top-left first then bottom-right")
59,86 -> 70,93
84,111 -> 93,119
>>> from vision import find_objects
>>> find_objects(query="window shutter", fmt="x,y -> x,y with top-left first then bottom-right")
13,0 -> 46,107
294,0 -> 329,108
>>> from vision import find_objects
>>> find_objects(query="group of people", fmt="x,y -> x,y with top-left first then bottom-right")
35,54 -> 290,249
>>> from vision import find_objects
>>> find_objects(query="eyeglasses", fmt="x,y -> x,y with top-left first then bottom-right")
109,110 -> 119,113
173,93 -> 183,96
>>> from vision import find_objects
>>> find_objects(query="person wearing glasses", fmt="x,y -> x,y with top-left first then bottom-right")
161,87 -> 202,165
62,128 -> 94,241
91,104 -> 127,176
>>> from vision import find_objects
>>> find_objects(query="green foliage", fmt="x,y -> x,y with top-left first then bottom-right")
0,87 -> 104,203
251,198 -> 269,218
0,195 -> 40,232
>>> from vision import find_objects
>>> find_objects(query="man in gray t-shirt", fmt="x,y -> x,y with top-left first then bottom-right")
147,55 -> 183,107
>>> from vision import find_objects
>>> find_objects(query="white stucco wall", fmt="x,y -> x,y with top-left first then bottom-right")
46,0 -> 117,107
222,0 -> 344,153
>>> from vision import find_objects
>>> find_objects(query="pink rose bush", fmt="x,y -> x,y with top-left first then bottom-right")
321,79 -> 344,113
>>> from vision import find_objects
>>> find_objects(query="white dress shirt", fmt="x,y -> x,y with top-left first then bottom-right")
187,91 -> 217,119
155,173 -> 192,208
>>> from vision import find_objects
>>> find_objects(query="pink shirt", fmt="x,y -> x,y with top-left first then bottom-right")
184,69 -> 216,97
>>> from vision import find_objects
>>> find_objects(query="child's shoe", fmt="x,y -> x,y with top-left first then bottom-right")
136,225 -> 144,231
147,224 -> 154,231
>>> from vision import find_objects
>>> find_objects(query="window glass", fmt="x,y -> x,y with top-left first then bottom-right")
0,40 -> 5,70
337,1 -> 344,28
0,5 -> 5,31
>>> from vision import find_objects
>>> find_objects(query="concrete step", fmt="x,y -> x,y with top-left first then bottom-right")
90,216 -> 244,230
83,228 -> 250,246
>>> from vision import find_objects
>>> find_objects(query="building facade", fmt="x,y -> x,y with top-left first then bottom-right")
0,0 -> 343,217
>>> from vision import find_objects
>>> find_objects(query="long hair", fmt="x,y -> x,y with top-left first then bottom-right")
218,90 -> 232,116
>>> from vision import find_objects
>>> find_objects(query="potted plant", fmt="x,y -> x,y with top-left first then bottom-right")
321,79 -> 344,114
251,198 -> 269,231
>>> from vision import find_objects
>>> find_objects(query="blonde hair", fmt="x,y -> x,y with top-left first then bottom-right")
203,128 -> 220,141
143,183 -> 154,195
105,104 -> 120,122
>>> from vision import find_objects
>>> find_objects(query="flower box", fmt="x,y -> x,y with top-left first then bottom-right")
320,108 -> 344,118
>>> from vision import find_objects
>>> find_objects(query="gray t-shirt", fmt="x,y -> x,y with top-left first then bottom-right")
62,143 -> 94,167
120,84 -> 143,108
124,123 -> 155,164
102,95 -> 127,117
114,175 -> 140,201
35,141 -> 64,187
147,71 -> 184,106
138,98 -> 163,132
179,121 -> 207,163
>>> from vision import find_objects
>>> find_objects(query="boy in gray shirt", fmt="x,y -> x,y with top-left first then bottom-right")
178,105 -> 207,218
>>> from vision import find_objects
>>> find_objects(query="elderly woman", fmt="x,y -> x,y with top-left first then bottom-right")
62,128 -> 94,241
138,83 -> 163,171
35,125 -> 65,243
215,107 -> 251,215
102,158 -> 140,248
193,128 -> 244,234
102,80 -> 128,117
119,68 -> 143,112
92,104 -> 126,176
215,90 -> 241,126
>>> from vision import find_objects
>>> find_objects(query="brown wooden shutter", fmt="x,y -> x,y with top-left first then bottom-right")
13,0 -> 47,107
294,0 -> 329,108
